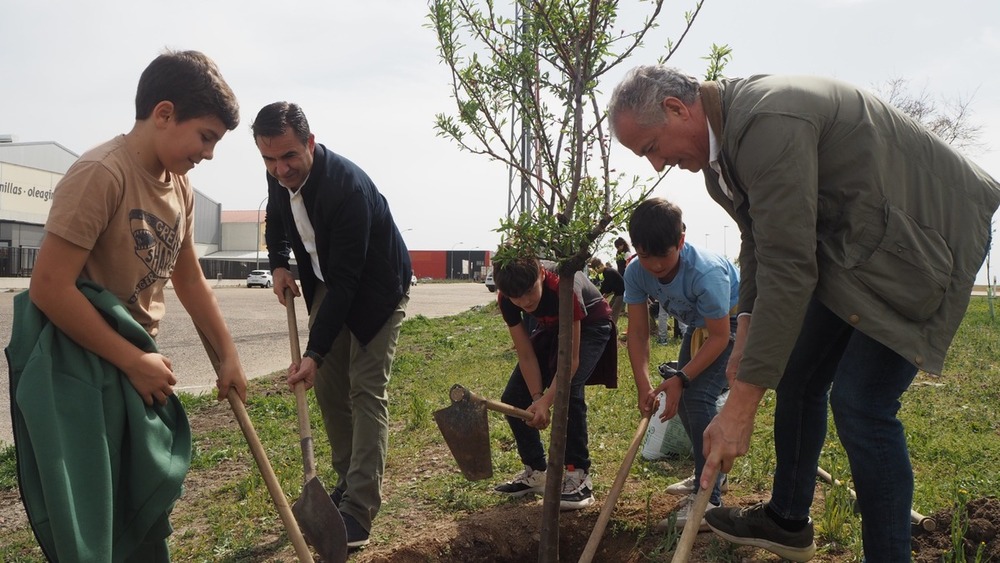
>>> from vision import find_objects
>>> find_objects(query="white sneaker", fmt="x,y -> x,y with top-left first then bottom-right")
665,473 -> 728,495
560,466 -> 595,510
657,493 -> 721,532
494,465 -> 546,497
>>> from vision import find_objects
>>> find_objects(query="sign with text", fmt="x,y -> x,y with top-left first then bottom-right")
0,163 -> 60,224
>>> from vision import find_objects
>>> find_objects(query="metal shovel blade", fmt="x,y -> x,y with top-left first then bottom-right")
292,477 -> 348,563
433,395 -> 494,481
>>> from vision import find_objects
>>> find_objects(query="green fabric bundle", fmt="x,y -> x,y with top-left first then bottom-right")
6,280 -> 190,562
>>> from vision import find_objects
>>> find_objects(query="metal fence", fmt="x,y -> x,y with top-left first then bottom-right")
197,258 -> 298,281
0,247 -> 38,277
0,249 -> 298,281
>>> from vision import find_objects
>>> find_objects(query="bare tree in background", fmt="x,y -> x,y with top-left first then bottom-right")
876,77 -> 995,318
875,77 -> 986,153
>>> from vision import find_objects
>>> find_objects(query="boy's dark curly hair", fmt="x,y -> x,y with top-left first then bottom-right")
493,255 -> 541,297
628,197 -> 684,255
135,50 -> 240,130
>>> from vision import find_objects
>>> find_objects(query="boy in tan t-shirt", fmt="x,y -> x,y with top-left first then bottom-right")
18,50 -> 248,560
31,49 -> 247,405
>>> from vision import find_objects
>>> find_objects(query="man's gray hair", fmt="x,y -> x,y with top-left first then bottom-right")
608,65 -> 701,138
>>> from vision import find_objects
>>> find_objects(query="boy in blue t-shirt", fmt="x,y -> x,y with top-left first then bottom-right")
624,198 -> 738,531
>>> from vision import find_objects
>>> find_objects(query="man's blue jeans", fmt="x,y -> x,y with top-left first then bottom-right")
768,298 -> 917,561
501,320 -> 611,472
677,318 -> 735,505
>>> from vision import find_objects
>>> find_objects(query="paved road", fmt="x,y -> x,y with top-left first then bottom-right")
0,280 -> 494,447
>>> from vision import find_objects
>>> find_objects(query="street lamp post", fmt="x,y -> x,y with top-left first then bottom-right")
255,195 -> 268,271
723,225 -> 728,259
451,241 -> 464,280
705,233 -> 710,250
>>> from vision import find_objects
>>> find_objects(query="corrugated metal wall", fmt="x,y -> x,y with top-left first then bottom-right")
409,250 -> 447,279
193,191 -> 221,246
408,249 -> 492,280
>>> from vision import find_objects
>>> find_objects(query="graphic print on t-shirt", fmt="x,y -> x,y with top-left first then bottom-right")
659,296 -> 697,327
127,208 -> 181,304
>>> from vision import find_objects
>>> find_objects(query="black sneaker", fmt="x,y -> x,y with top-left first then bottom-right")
340,512 -> 370,549
704,502 -> 815,562
559,466 -> 595,510
329,487 -> 344,508
494,465 -> 546,497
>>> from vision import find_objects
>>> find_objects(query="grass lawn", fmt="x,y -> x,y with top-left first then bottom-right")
1,297 -> 998,561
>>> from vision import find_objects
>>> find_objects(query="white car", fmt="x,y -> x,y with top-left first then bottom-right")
484,268 -> 495,292
246,270 -> 273,288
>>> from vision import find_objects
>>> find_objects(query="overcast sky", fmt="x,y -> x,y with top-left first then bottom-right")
2,0 -> 999,283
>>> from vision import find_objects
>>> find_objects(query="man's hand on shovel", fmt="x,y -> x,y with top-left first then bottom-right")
701,379 -> 763,484
668,379 -> 759,561
671,381 -> 764,561
287,354 -> 318,391
285,290 -> 349,563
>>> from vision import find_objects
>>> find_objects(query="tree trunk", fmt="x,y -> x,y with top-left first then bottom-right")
537,272 -> 576,561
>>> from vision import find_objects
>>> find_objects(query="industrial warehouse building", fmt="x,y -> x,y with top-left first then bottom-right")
0,138 -> 226,278
0,137 -> 490,281
0,139 -> 75,276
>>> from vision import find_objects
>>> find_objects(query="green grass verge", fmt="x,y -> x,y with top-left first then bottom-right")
1,297 -> 998,561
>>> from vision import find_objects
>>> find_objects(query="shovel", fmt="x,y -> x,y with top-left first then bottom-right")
194,326 -> 312,563
578,413 -> 651,563
816,466 -> 935,531
433,384 -> 532,481
671,485 -> 712,562
285,290 -> 349,562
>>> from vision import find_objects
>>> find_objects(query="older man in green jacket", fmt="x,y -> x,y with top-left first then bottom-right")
609,67 -> 1000,561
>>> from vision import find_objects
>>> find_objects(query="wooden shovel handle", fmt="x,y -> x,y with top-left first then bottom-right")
450,384 -> 532,420
816,466 -> 853,501
285,289 -> 302,360
285,290 -> 318,482
816,466 -> 936,531
195,326 -> 312,563
671,485 -> 712,562
578,414 -> 651,563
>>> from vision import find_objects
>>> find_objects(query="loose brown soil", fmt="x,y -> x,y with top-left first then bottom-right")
2,376 -> 998,561
355,493 -> 1000,563
912,496 -> 1000,562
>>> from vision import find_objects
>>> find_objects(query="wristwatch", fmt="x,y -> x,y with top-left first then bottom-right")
674,370 -> 690,388
657,362 -> 690,388
303,350 -> 324,368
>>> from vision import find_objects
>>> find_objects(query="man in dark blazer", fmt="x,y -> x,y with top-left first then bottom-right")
609,67 -> 999,561
253,102 -> 411,549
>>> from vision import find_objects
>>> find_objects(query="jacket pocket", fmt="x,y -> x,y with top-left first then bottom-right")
850,204 -> 953,321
